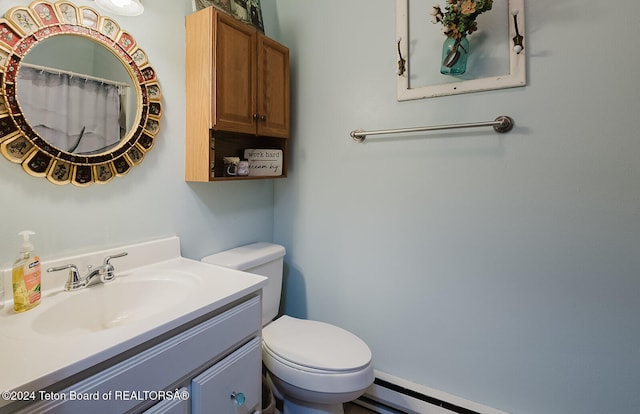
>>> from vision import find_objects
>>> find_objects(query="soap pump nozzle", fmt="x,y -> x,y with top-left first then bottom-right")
18,230 -> 35,253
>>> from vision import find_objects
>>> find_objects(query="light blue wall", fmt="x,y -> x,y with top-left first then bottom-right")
266,1 -> 640,413
2,1 -> 638,413
0,0 -> 275,265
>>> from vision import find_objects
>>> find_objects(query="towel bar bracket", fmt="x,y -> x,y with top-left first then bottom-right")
493,116 -> 514,133
350,130 -> 366,143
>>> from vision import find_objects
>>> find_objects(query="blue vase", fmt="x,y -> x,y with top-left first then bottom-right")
440,36 -> 469,75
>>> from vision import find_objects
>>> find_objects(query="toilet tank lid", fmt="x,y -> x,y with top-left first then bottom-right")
201,242 -> 285,270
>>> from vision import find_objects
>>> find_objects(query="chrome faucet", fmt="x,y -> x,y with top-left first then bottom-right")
47,252 -> 128,291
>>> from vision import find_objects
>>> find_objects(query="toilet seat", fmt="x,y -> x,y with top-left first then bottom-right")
262,316 -> 374,394
262,315 -> 372,372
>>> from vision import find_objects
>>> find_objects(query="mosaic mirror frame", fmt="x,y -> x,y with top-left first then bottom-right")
0,0 -> 162,186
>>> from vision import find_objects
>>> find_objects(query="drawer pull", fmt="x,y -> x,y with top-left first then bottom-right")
231,391 -> 246,406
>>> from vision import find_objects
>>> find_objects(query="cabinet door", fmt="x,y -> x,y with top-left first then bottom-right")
214,12 -> 257,135
191,337 -> 262,414
257,35 -> 290,138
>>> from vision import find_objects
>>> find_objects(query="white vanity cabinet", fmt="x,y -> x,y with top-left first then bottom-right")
10,295 -> 262,414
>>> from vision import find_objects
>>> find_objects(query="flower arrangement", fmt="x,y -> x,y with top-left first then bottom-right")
431,0 -> 493,39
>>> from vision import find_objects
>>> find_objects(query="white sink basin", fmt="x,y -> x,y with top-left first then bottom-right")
32,270 -> 201,336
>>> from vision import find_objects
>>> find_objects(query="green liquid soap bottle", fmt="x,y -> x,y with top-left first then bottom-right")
12,231 -> 41,313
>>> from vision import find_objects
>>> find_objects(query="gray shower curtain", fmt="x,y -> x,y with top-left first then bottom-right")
17,66 -> 122,154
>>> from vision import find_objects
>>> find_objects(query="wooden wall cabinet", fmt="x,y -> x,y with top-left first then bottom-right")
186,7 -> 290,182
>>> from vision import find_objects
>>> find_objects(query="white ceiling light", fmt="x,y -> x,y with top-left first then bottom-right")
95,0 -> 144,16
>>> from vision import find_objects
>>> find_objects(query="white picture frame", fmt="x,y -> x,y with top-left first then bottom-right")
396,0 -> 526,100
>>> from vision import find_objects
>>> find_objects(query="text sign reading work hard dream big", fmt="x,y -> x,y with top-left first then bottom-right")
244,149 -> 282,176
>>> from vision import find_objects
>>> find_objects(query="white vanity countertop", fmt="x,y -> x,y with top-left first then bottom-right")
0,236 -> 266,407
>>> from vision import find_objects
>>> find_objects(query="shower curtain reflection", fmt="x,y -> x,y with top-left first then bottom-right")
17,66 -> 124,154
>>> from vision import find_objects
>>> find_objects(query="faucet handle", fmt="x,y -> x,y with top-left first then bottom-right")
103,252 -> 128,266
102,252 -> 128,282
47,264 -> 85,291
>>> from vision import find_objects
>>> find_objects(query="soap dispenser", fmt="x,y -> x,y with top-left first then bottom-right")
0,266 -> 5,310
12,231 -> 41,312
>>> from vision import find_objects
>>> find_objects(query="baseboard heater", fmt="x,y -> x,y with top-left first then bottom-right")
355,371 -> 509,414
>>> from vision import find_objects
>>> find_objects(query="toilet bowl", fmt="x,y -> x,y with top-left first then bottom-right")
202,243 -> 374,414
263,315 -> 374,413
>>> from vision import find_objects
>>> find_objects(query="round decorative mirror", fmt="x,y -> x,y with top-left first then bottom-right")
0,1 -> 162,186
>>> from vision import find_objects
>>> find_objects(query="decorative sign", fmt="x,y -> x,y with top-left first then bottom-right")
243,149 -> 282,176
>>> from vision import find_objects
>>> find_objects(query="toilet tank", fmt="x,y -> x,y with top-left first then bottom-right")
201,242 -> 285,326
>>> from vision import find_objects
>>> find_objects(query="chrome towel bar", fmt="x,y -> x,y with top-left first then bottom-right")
350,116 -> 514,143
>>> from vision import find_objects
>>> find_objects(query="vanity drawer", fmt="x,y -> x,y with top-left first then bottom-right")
191,337 -> 262,413
16,295 -> 261,414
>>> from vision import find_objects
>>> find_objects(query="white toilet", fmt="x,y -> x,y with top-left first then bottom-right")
202,242 -> 374,414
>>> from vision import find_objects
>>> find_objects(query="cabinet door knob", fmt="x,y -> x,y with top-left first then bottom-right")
252,113 -> 259,120
231,392 -> 246,406
259,115 -> 267,122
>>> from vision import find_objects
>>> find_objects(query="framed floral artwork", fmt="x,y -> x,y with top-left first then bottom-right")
193,0 -> 264,32
230,0 -> 263,31
192,0 -> 231,14
396,0 -> 526,100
